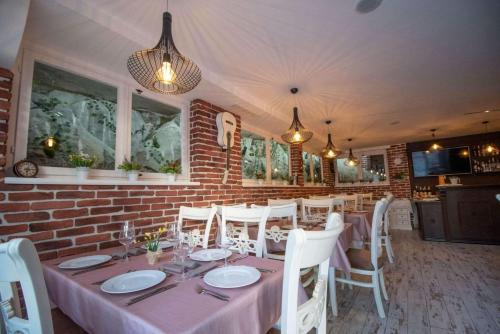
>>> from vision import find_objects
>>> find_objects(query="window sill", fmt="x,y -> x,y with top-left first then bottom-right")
4,176 -> 200,186
334,182 -> 390,188
242,182 -> 300,188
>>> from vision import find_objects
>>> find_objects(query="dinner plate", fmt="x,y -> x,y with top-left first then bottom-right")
140,240 -> 174,250
100,270 -> 166,294
204,265 -> 261,289
58,255 -> 112,270
189,249 -> 232,261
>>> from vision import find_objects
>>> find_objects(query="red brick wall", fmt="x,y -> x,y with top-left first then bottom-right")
0,95 -> 331,259
0,68 -> 13,182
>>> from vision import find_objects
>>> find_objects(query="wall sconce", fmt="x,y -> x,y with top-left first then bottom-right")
43,136 -> 58,157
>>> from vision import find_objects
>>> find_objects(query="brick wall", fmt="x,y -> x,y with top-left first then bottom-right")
0,68 -> 13,182
0,95 -> 331,259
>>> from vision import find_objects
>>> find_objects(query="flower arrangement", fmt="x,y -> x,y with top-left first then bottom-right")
255,171 -> 265,180
143,227 -> 166,252
118,159 -> 142,172
68,152 -> 96,168
159,160 -> 182,174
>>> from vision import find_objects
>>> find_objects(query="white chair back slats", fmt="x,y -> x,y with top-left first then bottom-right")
370,199 -> 389,267
268,198 -> 296,206
337,194 -> 358,211
177,206 -> 217,249
221,206 -> 271,257
301,198 -> 334,223
308,195 -> 330,200
383,193 -> 395,235
281,213 -> 344,334
330,198 -> 345,220
212,203 -> 246,238
0,239 -> 54,334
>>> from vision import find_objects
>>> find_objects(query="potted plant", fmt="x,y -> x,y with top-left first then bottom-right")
281,174 -> 290,186
255,171 -> 265,185
68,152 -> 96,180
143,227 -> 166,265
160,160 -> 181,182
118,159 -> 142,181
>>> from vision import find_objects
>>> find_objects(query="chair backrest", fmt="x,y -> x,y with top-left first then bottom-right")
177,206 -> 217,249
212,203 -> 246,231
0,239 -> 54,334
362,193 -> 373,202
382,193 -> 395,235
281,213 -> 344,333
221,206 -> 271,257
268,198 -> 296,206
308,195 -> 330,200
335,194 -> 358,211
370,199 -> 389,268
252,202 -> 298,229
301,198 -> 334,222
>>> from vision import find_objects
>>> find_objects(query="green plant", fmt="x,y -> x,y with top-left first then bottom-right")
143,227 -> 166,252
393,172 -> 406,180
68,152 -> 96,168
118,159 -> 142,172
255,171 -> 265,180
281,174 -> 290,182
159,160 -> 182,174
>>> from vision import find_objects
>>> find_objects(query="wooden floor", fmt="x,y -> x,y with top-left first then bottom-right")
53,230 -> 500,334
327,230 -> 500,334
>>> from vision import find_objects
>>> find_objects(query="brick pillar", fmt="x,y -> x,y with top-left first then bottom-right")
290,143 -> 303,186
322,157 -> 335,188
0,68 -> 13,183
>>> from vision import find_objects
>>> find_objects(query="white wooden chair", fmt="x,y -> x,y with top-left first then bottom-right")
361,193 -> 373,209
382,194 -> 395,263
329,199 -> 390,318
212,203 -> 246,242
0,238 -> 54,334
300,198 -> 334,224
277,213 -> 344,334
330,198 -> 345,221
268,198 -> 296,206
221,206 -> 271,257
335,194 -> 357,211
177,206 -> 218,249
308,195 -> 330,200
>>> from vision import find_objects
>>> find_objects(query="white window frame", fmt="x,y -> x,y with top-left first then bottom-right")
241,124 -> 292,186
11,46 -> 191,182
302,151 -> 324,186
334,146 -> 390,187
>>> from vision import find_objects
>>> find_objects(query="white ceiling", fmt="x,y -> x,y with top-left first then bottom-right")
21,0 -> 500,151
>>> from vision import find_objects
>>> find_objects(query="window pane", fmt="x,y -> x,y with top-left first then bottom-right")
361,154 -> 387,182
271,140 -> 289,180
241,130 -> 266,179
27,62 -> 117,169
302,152 -> 312,183
336,158 -> 359,183
312,154 -> 322,183
131,94 -> 181,172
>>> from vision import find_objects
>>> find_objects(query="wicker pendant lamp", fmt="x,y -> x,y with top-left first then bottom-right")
322,120 -> 342,159
281,88 -> 313,144
344,138 -> 360,166
127,9 -> 201,95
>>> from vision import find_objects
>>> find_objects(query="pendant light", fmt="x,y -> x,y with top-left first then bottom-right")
321,120 -> 342,159
127,3 -> 201,95
482,121 -> 498,154
344,138 -> 360,166
281,88 -> 313,144
426,129 -> 442,153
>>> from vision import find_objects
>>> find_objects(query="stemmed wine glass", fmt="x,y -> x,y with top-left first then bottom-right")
176,243 -> 189,282
166,223 -> 179,263
118,221 -> 135,262
217,236 -> 232,268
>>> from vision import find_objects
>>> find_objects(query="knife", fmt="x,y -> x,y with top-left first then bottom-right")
71,263 -> 116,276
126,283 -> 178,306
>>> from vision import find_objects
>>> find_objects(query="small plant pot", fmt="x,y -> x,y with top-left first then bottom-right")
127,171 -> 139,181
257,179 -> 264,185
146,249 -> 162,265
75,167 -> 90,180
165,173 -> 176,182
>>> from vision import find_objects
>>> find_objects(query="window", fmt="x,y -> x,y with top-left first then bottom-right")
131,94 -> 181,172
241,130 -> 266,179
312,154 -> 323,183
302,152 -> 323,184
302,151 -> 312,183
271,139 -> 289,180
27,62 -> 117,169
335,148 -> 389,186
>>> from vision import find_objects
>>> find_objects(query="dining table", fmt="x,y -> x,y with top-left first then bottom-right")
42,246 -> 303,334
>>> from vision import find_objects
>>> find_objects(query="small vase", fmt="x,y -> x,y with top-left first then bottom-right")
128,171 -> 139,181
165,173 -> 176,182
146,249 -> 162,265
75,167 -> 90,180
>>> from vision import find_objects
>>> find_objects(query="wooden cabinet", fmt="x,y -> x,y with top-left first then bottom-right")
415,201 -> 445,241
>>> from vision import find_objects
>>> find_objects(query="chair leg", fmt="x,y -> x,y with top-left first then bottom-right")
379,270 -> 389,301
317,299 -> 327,334
372,273 -> 386,318
345,272 -> 353,290
328,267 -> 338,317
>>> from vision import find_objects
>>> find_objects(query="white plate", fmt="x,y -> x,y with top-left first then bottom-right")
141,240 -> 174,250
204,265 -> 261,289
190,249 -> 232,261
100,270 -> 166,294
58,255 -> 112,270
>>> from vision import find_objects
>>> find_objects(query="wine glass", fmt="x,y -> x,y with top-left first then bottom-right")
118,221 -> 135,262
217,236 -> 232,268
176,243 -> 189,282
166,223 -> 179,263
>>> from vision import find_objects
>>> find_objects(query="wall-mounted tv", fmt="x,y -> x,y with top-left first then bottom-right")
412,146 -> 471,177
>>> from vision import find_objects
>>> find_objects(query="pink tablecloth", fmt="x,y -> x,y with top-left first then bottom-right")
43,249 -> 294,334
344,211 -> 372,240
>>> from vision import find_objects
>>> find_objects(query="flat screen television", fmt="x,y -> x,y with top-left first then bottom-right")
412,146 -> 471,177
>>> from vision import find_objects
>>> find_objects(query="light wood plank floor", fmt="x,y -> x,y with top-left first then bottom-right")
53,230 -> 500,333
326,230 -> 500,334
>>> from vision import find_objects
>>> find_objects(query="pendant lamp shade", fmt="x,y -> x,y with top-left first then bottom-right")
322,120 -> 342,159
127,12 -> 201,95
281,107 -> 313,144
427,129 -> 442,153
344,138 -> 359,166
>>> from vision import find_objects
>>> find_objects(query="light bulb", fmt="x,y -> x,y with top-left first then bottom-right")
486,145 -> 494,153
348,160 -> 355,166
158,60 -> 176,83
46,137 -> 55,148
292,131 -> 302,142
327,150 -> 335,158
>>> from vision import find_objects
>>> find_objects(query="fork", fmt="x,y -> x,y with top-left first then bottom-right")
195,284 -> 229,301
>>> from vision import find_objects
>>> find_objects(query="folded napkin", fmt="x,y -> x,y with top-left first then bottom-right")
111,248 -> 146,260
162,260 -> 200,274
187,262 -> 219,278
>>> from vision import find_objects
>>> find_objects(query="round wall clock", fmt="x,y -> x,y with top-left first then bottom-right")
14,160 -> 39,178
